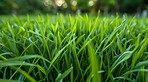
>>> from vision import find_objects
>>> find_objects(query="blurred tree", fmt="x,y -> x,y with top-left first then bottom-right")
65,0 -> 71,11
102,0 -> 116,15
0,0 -> 8,14
144,0 -> 148,9
91,0 -> 117,14
13,0 -> 49,14
0,0 -> 147,14
117,0 -> 144,13
0,0 -> 18,14
92,0 -> 145,14
77,0 -> 89,12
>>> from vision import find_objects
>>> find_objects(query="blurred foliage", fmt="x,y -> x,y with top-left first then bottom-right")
0,0 -> 148,15
14,0 -> 46,14
118,0 -> 143,13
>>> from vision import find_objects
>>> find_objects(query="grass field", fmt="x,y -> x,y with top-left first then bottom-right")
0,14 -> 148,82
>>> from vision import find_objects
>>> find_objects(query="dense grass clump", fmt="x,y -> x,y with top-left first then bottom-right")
0,14 -> 148,82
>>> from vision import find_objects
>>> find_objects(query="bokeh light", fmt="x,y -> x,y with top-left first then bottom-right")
44,0 -> 49,6
0,0 -> 147,14
63,3 -> 67,8
55,0 -> 65,7
72,0 -> 77,6
88,1 -> 94,6
44,0 -> 52,6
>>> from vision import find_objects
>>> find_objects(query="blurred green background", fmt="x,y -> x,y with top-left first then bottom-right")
0,0 -> 148,15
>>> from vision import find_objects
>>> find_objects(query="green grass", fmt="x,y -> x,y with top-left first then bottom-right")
0,14 -> 148,82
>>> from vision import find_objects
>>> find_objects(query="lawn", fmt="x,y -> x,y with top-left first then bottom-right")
0,14 -> 148,82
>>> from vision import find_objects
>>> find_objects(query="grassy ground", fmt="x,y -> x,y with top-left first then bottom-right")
0,14 -> 148,82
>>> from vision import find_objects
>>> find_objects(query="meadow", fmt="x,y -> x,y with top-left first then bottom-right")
0,13 -> 148,82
